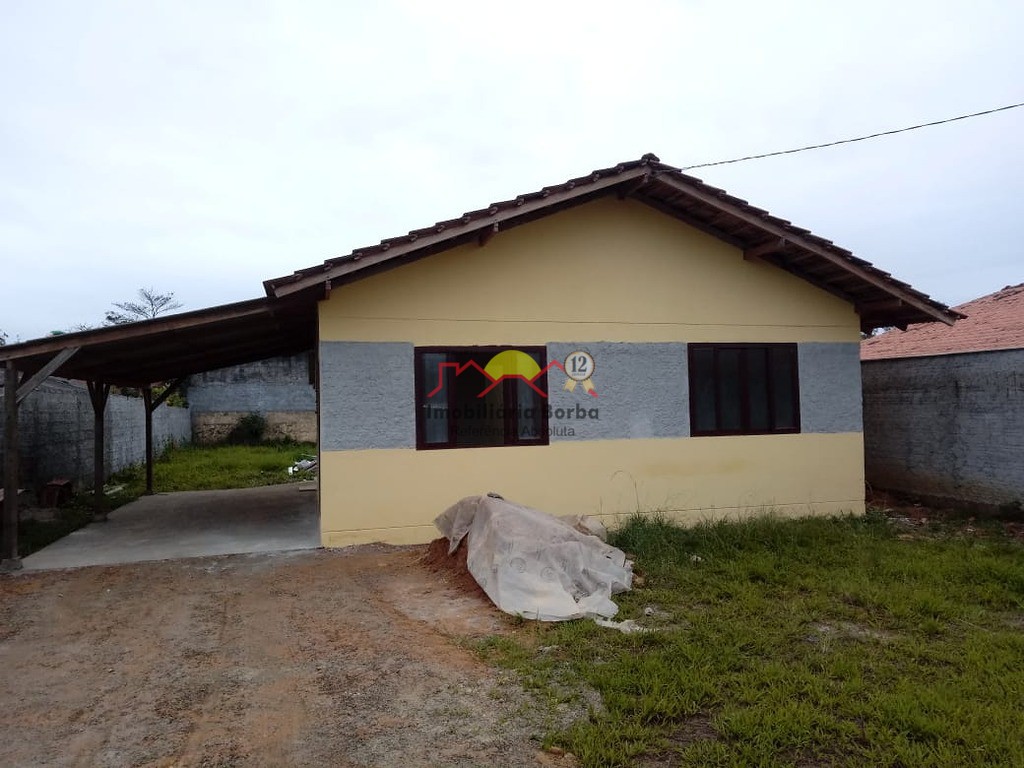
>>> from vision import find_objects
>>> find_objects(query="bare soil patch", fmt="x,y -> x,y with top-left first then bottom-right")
0,547 -> 583,767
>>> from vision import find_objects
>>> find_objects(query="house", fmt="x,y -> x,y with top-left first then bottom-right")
262,154 -> 960,546
861,283 -> 1023,506
0,154 -> 964,563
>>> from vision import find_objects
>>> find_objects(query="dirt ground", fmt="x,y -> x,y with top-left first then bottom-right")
0,547 -> 585,767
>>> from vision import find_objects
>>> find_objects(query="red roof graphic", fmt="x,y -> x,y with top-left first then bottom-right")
426,359 -> 568,399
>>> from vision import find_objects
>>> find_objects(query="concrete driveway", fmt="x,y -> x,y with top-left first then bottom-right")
22,483 -> 319,570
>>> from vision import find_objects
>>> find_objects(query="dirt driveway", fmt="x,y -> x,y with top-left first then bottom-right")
0,548 -> 582,767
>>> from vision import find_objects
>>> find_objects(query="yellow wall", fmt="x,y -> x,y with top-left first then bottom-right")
320,434 -> 865,546
319,197 -> 861,345
318,197 -> 864,546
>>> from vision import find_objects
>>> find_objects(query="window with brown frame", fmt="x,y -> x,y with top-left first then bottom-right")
414,346 -> 549,450
688,343 -> 800,436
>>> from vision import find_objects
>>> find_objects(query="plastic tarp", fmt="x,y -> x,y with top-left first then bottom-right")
434,495 -> 633,621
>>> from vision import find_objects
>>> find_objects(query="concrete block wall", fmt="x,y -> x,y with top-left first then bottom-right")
104,393 -> 192,479
862,349 -> 1024,506
0,378 -> 192,492
186,353 -> 316,443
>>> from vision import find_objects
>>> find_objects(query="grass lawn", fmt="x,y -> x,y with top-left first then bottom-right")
475,512 -> 1024,767
18,441 -> 316,556
105,441 -> 317,498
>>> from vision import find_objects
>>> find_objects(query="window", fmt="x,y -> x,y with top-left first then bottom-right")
414,346 -> 549,450
688,344 -> 800,436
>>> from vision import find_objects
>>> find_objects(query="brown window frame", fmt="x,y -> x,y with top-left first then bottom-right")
687,343 -> 801,437
414,345 -> 550,451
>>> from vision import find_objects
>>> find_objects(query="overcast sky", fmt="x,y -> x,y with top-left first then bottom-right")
1,0 -> 1021,342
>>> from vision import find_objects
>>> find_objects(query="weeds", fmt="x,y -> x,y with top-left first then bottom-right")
479,512 -> 1024,767
105,441 -> 316,498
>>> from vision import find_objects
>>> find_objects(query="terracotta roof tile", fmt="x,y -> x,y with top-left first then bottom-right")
861,283 -> 1024,360
264,153 -> 960,327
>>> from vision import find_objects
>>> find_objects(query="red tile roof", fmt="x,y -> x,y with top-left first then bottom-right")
264,153 -> 960,329
861,283 -> 1024,360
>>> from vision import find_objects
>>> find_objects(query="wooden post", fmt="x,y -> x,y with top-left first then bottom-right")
2,361 -> 21,568
143,387 -> 154,495
87,381 -> 110,521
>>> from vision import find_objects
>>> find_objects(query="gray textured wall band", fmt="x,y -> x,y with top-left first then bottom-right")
187,353 -> 315,413
316,340 -> 861,450
798,342 -> 863,434
546,342 -> 689,441
862,350 -> 1024,505
320,341 -> 415,450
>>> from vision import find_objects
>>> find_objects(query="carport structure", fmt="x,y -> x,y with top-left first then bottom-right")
0,296 -> 317,569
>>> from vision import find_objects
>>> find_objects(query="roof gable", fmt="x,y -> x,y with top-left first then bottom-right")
265,153 -> 960,331
318,195 -> 860,339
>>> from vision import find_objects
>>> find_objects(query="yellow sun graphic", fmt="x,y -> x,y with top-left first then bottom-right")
483,349 -> 542,381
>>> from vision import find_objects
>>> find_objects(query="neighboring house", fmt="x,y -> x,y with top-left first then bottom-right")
262,154 -> 959,546
186,353 -> 316,443
861,284 -> 1024,507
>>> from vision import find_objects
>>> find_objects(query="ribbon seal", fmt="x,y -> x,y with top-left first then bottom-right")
562,350 -> 597,396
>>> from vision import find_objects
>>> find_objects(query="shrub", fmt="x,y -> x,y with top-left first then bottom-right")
224,412 -> 267,445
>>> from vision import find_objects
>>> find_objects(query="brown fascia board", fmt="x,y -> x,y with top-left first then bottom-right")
264,166 -> 653,298
0,298 -> 275,364
263,156 -> 958,328
652,174 -> 958,326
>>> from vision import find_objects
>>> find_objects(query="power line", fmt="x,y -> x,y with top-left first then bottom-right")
681,102 -> 1024,170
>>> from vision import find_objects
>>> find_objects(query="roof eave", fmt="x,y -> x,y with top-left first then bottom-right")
262,154 -> 959,330
264,165 -> 654,299
650,174 -> 960,328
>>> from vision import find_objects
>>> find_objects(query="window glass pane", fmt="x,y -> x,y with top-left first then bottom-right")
451,352 -> 505,447
718,349 -> 742,432
746,348 -> 770,432
415,346 -> 550,449
420,352 -> 449,444
516,379 -> 545,440
691,347 -> 717,432
770,347 -> 798,430
516,350 -> 546,441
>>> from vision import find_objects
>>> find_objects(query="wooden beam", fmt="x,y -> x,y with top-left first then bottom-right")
87,381 -> 111,520
617,172 -> 652,199
756,252 -> 861,306
143,387 -> 154,495
269,166 -> 653,297
67,338 -> 310,387
478,223 -> 499,247
2,361 -> 21,568
0,299 -> 274,363
149,377 -> 186,411
655,175 -> 956,325
15,347 -> 80,405
61,321 -> 287,373
744,239 -> 787,262
631,193 -> 748,250
857,298 -> 904,314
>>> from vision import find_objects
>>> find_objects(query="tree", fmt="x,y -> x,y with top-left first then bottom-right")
49,324 -> 93,336
104,288 -> 183,326
0,329 -> 7,346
